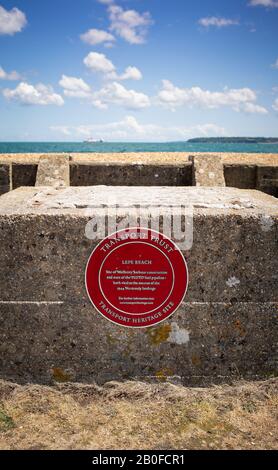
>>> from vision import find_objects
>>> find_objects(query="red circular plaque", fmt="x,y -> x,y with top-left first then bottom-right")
85,228 -> 188,328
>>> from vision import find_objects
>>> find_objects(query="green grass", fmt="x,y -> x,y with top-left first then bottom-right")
0,407 -> 15,432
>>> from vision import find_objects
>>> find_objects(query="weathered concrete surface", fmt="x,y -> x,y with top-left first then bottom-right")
224,165 -> 257,190
12,164 -> 37,190
0,187 -> 277,384
0,164 -> 10,195
190,155 -> 225,187
36,155 -> 70,188
257,166 -> 278,198
0,302 -> 276,386
225,164 -> 278,197
70,163 -> 192,187
0,153 -> 277,194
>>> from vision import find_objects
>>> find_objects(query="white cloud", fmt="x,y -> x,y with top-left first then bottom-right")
0,5 -> 27,35
241,102 -> 268,114
0,66 -> 21,80
92,81 -> 150,109
271,58 -> 278,69
108,65 -> 143,81
84,51 -> 143,81
157,80 -> 268,114
198,17 -> 239,28
97,0 -> 114,4
3,82 -> 64,106
118,66 -> 142,81
80,28 -> 115,46
59,72 -> 148,110
273,98 -> 278,111
96,1 -> 153,44
84,52 -> 116,74
108,4 -> 153,44
50,115 -> 227,142
249,0 -> 278,7
59,75 -> 91,98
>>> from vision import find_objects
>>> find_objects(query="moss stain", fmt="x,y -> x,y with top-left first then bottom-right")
0,408 -> 15,432
106,334 -> 118,345
155,368 -> 174,382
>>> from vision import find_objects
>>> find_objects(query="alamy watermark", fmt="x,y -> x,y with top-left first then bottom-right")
84,202 -> 193,251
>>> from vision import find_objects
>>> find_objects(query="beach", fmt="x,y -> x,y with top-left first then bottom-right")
1,151 -> 278,166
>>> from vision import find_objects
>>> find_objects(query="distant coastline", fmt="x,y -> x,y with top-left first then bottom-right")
187,137 -> 278,144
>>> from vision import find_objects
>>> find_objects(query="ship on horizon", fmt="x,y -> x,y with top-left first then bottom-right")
83,137 -> 104,144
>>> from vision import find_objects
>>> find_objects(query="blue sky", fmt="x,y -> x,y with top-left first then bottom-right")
0,0 -> 278,141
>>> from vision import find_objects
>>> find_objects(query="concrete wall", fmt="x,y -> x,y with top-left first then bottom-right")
225,164 -> 278,197
70,163 -> 193,187
12,164 -> 38,189
0,154 -> 277,196
224,165 -> 257,189
1,161 -> 193,190
0,186 -> 277,385
257,166 -> 278,198
0,164 -> 10,195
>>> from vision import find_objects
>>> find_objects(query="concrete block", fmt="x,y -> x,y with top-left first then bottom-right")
224,164 -> 257,189
0,164 -> 10,195
12,164 -> 38,190
36,154 -> 69,188
70,163 -> 192,187
257,166 -> 278,197
0,186 -> 277,384
189,155 -> 225,187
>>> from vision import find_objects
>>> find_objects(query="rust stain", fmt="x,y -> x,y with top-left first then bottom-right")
234,320 -> 246,337
191,355 -> 202,367
146,324 -> 172,345
52,367 -> 71,383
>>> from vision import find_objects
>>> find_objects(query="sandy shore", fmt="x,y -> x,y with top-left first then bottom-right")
0,152 -> 278,166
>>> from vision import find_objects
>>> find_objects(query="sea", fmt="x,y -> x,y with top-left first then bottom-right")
0,142 -> 278,154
